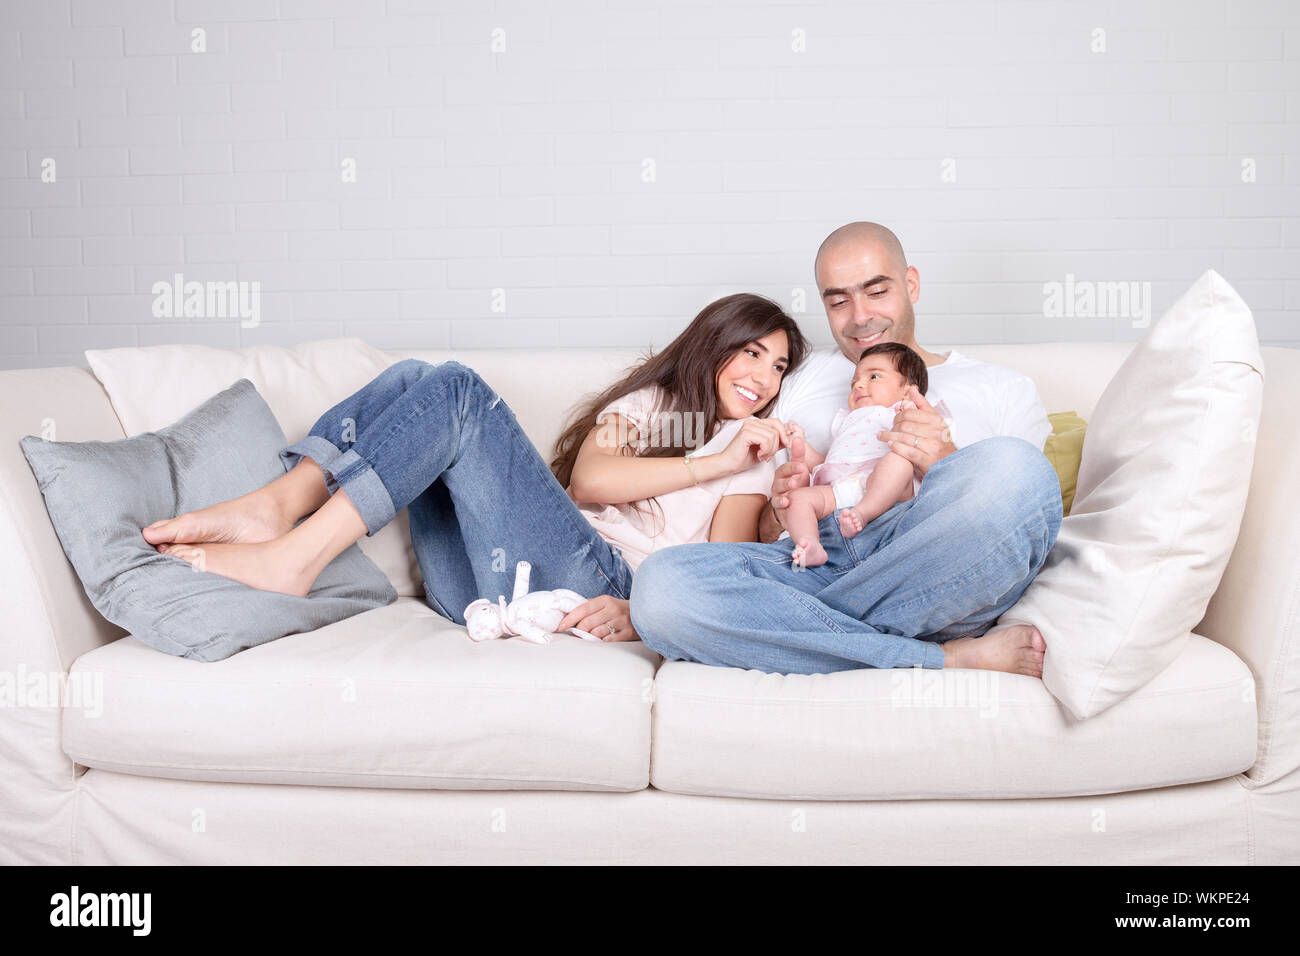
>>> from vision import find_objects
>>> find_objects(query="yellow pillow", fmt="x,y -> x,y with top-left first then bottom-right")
1043,411 -> 1087,516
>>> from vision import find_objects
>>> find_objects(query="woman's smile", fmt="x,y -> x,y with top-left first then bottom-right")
721,378 -> 769,418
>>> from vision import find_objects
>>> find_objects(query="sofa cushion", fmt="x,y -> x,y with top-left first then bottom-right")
85,337 -> 394,445
63,598 -> 659,792
1043,411 -> 1086,516
21,378 -> 396,663
392,349 -> 647,467
649,634 -> 1256,800
84,337 -> 422,598
1000,269 -> 1264,720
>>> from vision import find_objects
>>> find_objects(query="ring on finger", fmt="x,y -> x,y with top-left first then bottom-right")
605,622 -> 617,637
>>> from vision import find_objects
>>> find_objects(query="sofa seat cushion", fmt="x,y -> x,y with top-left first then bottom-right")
649,635 -> 1256,801
63,598 -> 659,792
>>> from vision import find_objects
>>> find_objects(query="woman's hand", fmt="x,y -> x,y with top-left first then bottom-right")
557,595 -> 641,642
709,417 -> 788,477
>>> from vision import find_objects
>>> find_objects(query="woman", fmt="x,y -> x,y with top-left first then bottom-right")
142,293 -> 810,643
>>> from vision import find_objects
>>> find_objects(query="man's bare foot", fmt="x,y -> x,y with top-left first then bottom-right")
164,539 -> 316,598
791,537 -> 827,568
143,490 -> 293,551
838,508 -> 865,539
942,623 -> 1046,677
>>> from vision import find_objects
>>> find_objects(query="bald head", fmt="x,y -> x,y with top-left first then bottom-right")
814,221 -> 908,281
812,221 -> 936,366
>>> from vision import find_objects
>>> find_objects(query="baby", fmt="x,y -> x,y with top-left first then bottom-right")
783,343 -> 931,568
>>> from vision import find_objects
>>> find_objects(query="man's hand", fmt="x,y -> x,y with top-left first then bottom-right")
877,385 -> 957,481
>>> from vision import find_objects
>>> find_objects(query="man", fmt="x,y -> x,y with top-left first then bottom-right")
628,222 -> 1061,676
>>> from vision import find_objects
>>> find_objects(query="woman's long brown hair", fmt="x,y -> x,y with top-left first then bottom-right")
549,293 -> 810,492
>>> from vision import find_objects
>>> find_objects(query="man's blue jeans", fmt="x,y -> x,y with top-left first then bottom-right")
628,436 -> 1062,672
279,359 -> 634,624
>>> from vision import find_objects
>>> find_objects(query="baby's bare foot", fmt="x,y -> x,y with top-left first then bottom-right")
943,623 -> 1046,677
164,540 -> 315,598
838,508 -> 865,539
144,491 -> 293,550
791,537 -> 828,568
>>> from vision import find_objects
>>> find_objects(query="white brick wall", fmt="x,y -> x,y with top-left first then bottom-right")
0,0 -> 1297,369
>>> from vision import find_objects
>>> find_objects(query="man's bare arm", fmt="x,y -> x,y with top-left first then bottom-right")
758,497 -> 784,543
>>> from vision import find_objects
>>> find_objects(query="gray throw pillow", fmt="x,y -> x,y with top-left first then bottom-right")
20,378 -> 397,662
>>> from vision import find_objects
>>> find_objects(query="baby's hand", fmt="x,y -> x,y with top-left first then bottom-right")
785,420 -> 805,442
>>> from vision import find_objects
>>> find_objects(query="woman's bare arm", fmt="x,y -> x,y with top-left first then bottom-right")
708,493 -> 767,542
568,414 -> 732,505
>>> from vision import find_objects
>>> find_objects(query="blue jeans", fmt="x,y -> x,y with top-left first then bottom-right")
279,359 -> 634,624
628,436 -> 1062,672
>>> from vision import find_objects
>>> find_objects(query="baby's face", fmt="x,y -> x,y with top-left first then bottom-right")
849,356 -> 910,410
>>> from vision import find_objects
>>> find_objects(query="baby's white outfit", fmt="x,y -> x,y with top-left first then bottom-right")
811,400 -> 912,510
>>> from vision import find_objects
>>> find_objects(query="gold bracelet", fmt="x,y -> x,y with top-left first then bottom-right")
683,454 -> 699,487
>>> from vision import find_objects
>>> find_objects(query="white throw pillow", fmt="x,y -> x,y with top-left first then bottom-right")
998,270 -> 1264,720
84,338 -> 424,598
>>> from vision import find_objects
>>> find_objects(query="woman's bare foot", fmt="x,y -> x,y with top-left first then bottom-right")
942,623 -> 1046,677
163,485 -> 367,597
164,539 -> 316,598
791,537 -> 827,568
838,508 -> 865,539
143,490 -> 293,551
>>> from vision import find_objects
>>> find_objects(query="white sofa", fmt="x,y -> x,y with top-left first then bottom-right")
2,342 -> 1297,865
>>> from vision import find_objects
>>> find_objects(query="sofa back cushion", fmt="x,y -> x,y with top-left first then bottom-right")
85,337 -> 396,440
392,348 -> 647,464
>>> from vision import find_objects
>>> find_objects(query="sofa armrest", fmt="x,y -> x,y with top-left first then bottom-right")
0,366 -> 128,863
1198,346 -> 1300,788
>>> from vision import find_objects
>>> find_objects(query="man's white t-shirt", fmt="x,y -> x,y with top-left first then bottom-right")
772,347 -> 1051,463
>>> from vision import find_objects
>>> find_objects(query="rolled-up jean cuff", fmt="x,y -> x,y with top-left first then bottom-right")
328,448 -> 397,536
280,435 -> 348,489
921,642 -> 946,669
